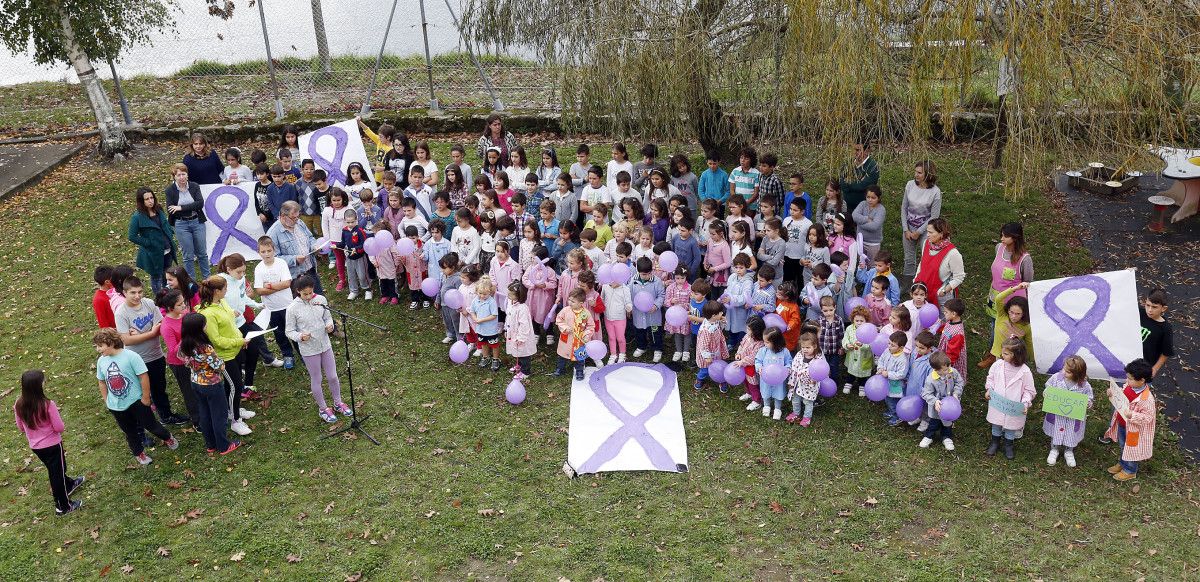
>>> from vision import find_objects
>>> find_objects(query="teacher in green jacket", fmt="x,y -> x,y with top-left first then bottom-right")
840,139 -> 880,212
128,187 -> 179,294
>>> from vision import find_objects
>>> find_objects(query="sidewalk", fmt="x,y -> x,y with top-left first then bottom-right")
0,142 -> 88,203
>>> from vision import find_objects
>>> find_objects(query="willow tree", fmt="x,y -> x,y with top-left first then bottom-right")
460,0 -> 1198,196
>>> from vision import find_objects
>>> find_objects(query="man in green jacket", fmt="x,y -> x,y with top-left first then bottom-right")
840,140 -> 880,212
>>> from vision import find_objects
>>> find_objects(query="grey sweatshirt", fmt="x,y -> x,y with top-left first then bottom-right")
852,200 -> 886,245
285,294 -> 335,357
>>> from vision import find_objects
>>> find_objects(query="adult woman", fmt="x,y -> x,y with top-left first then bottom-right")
182,132 -> 224,185
164,163 -> 210,279
475,114 -> 518,163
127,188 -> 178,293
852,184 -> 886,260
900,160 -> 942,277
983,222 -> 1034,358
912,218 -> 965,308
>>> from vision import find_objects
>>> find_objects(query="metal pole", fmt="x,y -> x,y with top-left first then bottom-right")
418,0 -> 442,114
107,59 -> 133,125
442,0 -> 503,111
360,0 -> 400,119
257,0 -> 285,120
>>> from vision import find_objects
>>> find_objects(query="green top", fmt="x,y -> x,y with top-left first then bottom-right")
841,322 -> 875,378
990,286 -> 1034,359
197,299 -> 244,361
127,210 -> 178,277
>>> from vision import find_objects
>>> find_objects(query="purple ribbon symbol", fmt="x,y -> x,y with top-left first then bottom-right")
1043,275 -> 1127,378
577,363 -> 683,474
204,186 -> 260,264
306,125 -> 348,186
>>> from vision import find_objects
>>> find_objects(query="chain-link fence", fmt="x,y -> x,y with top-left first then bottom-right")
0,0 -> 556,137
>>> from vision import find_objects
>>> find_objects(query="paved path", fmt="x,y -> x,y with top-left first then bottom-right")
0,142 -> 88,202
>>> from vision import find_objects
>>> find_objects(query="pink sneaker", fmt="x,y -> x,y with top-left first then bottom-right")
798,417 -> 811,428
390,298 -> 399,305
335,281 -> 346,291
785,412 -> 799,423
380,297 -> 388,304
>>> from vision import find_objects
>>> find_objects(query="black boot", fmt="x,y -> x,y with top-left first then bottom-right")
986,435 -> 1001,456
1004,438 -> 1015,460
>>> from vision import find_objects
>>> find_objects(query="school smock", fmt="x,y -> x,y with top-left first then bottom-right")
788,355 -> 823,402
504,302 -> 538,358
555,306 -> 594,360
841,323 -> 874,379
721,271 -> 755,334
754,347 -> 793,401
1103,384 -> 1156,462
1042,371 -> 1093,448
984,360 -> 1035,431
628,275 -> 665,329
921,368 -> 964,423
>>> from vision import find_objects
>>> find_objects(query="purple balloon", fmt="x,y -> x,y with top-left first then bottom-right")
596,263 -> 614,285
633,291 -> 656,313
395,237 -> 416,257
818,377 -> 837,398
808,358 -> 830,382
665,305 -> 689,327
864,374 -> 888,401
610,262 -> 630,284
658,251 -> 679,272
449,340 -> 471,364
919,303 -> 940,329
375,230 -> 395,247
762,363 -> 788,385
505,379 -> 526,405
764,313 -> 787,332
723,364 -> 746,386
421,277 -> 440,298
363,237 -> 381,257
896,395 -> 923,422
855,323 -> 878,345
870,334 -> 889,357
585,340 -> 607,362
844,296 -> 867,319
708,360 -> 727,383
938,396 -> 963,422
444,289 -> 464,310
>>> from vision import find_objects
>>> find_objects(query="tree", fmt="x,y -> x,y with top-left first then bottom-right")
460,0 -> 1199,196
0,0 -> 173,157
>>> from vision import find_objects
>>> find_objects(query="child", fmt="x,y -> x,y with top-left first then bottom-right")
285,275 -> 351,423
775,282 -> 802,352
783,198 -> 812,286
704,220 -> 731,298
732,316 -> 767,410
669,153 -> 700,213
345,162 -> 374,209
164,265 -> 200,307
357,189 -> 381,231
756,217 -> 786,286
195,276 -> 254,435
720,254 -> 755,349
696,199 -> 718,251
802,263 -> 834,322
481,146 -> 504,184
1103,359 -> 1157,482
14,370 -> 84,515
478,211 -> 498,268
93,328 -> 178,465
748,264 -> 777,319
217,253 -> 278,397
601,270 -> 633,365
254,163 -> 274,227
253,237 -> 296,368
580,228 -> 606,269
321,188 -> 350,288
398,197 -> 430,241
633,143 -> 660,191
606,142 -> 633,193
632,225 -> 656,263
902,282 -> 931,334
881,305 -> 914,355
753,196 -> 777,241
519,220 -> 543,272
878,331 -> 910,426
510,191 -> 534,240
981,282 -> 1032,369
1043,355 -> 1093,467
1140,289 -> 1174,378
451,208 -> 481,267
510,173 -> 532,216
431,192 -> 456,235
801,224 -> 830,288
645,198 -> 669,244
619,198 -> 645,239
919,351 -> 964,451
470,276 -> 502,371
549,173 -> 579,226
299,163 -> 326,235
729,147 -> 761,207
784,172 -> 812,220
842,306 -> 874,396
413,141 -> 439,185
816,296 -> 844,388
694,300 -> 730,392
267,164 -> 299,224
907,331 -> 939,427
698,151 -> 729,205
604,222 -> 629,263
504,281 -> 536,375
93,265 -> 116,328
175,312 -> 239,454
630,256 -> 666,362
157,290 -> 200,429
277,148 -> 301,182
403,166 -> 433,221
398,225 -> 425,307
539,199 -> 561,258
450,144 -> 475,194
664,266 -> 693,362
221,147 -> 253,184
671,216 -> 702,281
371,221 -> 401,305
815,179 -> 847,232
553,220 -> 580,272
984,337 -> 1036,460
687,280 -> 711,362
522,247 -> 559,344
829,251 -> 855,319
755,328 -> 793,421
506,147 -> 531,194
865,276 -> 893,327
726,195 -> 754,243
424,220 -> 453,279
584,202 -> 613,249
855,251 -> 900,305
553,288 -> 595,380
579,270 -> 606,353
114,276 -> 186,425
936,298 -> 967,383
490,240 -> 522,312
556,246 -> 588,321
580,165 -> 611,222
437,254 -> 463,343
569,144 -> 591,195
758,153 -> 784,210
787,331 -> 823,426
382,132 -> 413,187
336,209 -> 371,300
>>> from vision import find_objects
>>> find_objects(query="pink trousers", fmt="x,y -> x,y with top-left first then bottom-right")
604,318 -> 627,357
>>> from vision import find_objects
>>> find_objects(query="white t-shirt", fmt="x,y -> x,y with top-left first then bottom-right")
221,164 -> 253,184
610,187 -> 640,223
415,159 -> 439,181
606,160 -> 634,192
581,185 -> 613,221
254,259 -> 294,311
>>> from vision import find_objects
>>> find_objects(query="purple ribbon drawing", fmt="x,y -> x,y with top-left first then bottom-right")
576,363 -> 682,474
204,186 -> 260,264
306,125 -> 348,186
1043,274 -> 1126,378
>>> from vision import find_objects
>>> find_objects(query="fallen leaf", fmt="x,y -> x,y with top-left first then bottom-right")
156,546 -> 170,557
88,526 -> 100,540
450,499 -> 462,508
478,508 -> 497,517
186,508 -> 204,519
324,502 -> 335,514
241,478 -> 248,487
769,501 -> 783,514
287,554 -> 302,563
838,510 -> 853,518
99,564 -> 111,577
142,486 -> 154,498
756,456 -> 773,466
167,481 -> 183,490
120,564 -> 134,574
1132,484 -> 1141,494
864,497 -> 878,507
424,509 -> 438,518
16,486 -> 27,496
182,469 -> 196,478
230,551 -> 245,562
1129,529 -> 1139,539
345,573 -> 362,582
1053,520 -> 1064,528
167,516 -> 189,528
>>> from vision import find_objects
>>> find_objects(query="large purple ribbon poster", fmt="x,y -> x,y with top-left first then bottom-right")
296,119 -> 375,189
1028,269 -> 1142,381
202,182 -> 265,264
567,363 -> 689,475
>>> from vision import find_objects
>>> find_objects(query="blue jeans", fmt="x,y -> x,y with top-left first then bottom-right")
885,396 -> 900,422
990,424 -> 1017,440
925,418 -> 954,440
174,219 -> 210,279
727,331 -> 745,354
825,352 -> 842,384
193,382 -> 230,452
1117,425 -> 1139,474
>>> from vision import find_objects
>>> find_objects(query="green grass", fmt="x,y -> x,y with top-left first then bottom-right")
0,140 -> 1196,580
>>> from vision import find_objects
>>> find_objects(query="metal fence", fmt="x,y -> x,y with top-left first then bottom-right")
0,0 -> 556,136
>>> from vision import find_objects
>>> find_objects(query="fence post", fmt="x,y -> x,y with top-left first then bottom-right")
418,0 -> 442,115
257,0 -> 285,120
360,0 -> 400,119
442,0 -> 503,112
107,59 -> 133,125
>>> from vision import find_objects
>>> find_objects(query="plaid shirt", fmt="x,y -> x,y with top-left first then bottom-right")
512,211 -> 533,242
818,315 -> 843,356
760,173 -> 784,210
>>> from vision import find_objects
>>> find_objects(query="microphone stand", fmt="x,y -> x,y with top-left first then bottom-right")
319,303 -> 386,445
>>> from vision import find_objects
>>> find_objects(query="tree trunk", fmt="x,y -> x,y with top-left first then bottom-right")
686,0 -> 741,161
59,6 -> 127,157
311,0 -> 333,74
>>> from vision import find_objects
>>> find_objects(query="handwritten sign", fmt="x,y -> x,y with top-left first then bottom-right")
1041,386 -> 1088,421
202,183 -> 264,264
988,392 -> 1026,417
1028,270 -> 1142,380
297,119 -> 375,189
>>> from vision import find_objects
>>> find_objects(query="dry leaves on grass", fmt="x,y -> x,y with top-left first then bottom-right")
156,546 -> 171,557
769,501 -> 784,514
230,551 -> 245,562
120,564 -> 134,574
286,554 -> 302,563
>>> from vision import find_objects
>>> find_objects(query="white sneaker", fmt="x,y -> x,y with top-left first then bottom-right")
609,355 -> 621,366
423,301 -> 431,308
652,351 -> 662,363
842,383 -> 852,394
943,438 -> 955,451
1047,448 -> 1059,465
672,352 -> 682,362
239,408 -> 256,419
633,349 -> 646,358
1064,449 -> 1076,467
328,260 -> 335,269
746,401 -> 762,411
679,352 -> 690,363
772,408 -> 782,421
365,291 -> 373,300
347,292 -> 358,300
617,354 -> 626,363
738,393 -> 752,402
545,335 -> 554,345
410,301 -> 418,309
919,437 -> 933,448
441,336 -> 453,344
858,387 -> 865,398
230,420 -> 252,436
762,406 -> 771,417
265,358 -> 283,368
917,420 -> 929,432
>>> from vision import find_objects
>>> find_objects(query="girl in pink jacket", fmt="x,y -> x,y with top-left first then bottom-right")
504,281 -> 537,375
985,337 -> 1036,460
489,240 -> 523,311
521,246 -> 559,343
14,370 -> 84,515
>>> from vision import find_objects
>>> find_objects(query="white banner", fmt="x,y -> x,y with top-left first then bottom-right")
296,119 -> 375,189
1028,269 -> 1141,380
203,182 -> 265,264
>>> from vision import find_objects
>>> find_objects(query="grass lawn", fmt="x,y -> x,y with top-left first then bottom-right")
0,139 -> 1197,580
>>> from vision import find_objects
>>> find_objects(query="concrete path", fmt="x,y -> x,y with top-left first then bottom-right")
0,142 -> 88,202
